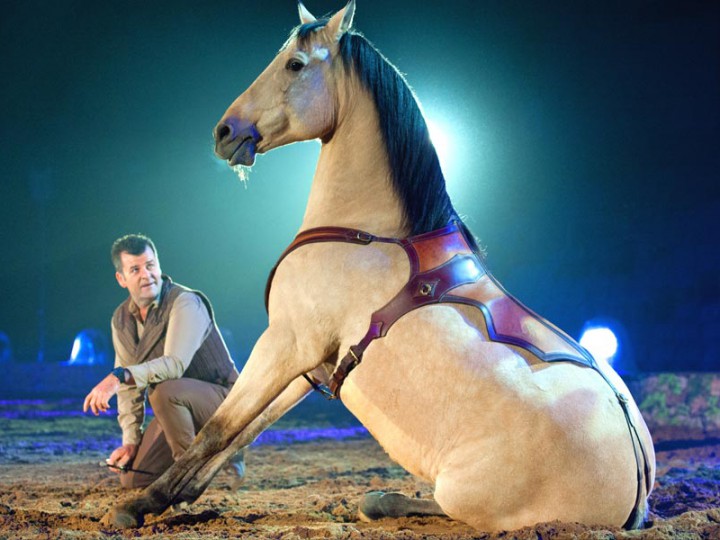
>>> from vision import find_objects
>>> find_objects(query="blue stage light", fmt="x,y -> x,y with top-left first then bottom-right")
579,320 -> 637,375
580,325 -> 619,364
65,329 -> 110,366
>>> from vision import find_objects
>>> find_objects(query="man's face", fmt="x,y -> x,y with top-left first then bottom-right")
115,246 -> 162,308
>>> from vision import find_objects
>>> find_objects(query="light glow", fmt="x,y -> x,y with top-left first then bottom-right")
579,326 -> 618,363
65,329 -> 109,366
425,118 -> 452,172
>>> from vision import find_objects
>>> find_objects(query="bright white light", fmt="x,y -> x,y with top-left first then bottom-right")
421,108 -> 474,199
69,333 -> 96,365
70,336 -> 82,362
65,329 -> 109,366
425,118 -> 452,172
579,326 -> 619,362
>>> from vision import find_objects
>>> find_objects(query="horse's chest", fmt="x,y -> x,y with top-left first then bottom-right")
273,242 -> 408,318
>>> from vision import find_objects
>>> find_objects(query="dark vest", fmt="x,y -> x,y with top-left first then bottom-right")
112,276 -> 238,387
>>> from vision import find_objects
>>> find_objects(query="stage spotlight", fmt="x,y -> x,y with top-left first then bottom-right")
426,118 -> 451,168
578,320 -> 636,375
65,329 -> 110,366
579,326 -> 619,363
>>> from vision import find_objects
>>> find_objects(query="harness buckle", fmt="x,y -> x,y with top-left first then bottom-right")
348,347 -> 361,367
355,231 -> 373,243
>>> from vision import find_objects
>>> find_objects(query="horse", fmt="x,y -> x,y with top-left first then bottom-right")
105,1 -> 655,532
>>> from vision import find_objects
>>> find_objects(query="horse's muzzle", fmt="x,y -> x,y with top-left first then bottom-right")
213,117 -> 262,166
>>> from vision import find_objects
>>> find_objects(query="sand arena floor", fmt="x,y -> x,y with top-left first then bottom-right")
1,397 -> 719,539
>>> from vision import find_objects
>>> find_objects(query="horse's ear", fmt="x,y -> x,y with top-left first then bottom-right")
298,1 -> 317,24
326,0 -> 356,41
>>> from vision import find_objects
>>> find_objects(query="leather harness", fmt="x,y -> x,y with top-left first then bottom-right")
265,219 -> 651,528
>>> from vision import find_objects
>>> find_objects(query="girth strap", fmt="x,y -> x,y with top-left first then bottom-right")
591,369 -> 653,529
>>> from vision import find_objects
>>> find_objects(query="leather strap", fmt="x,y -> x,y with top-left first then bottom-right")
266,220 -> 650,528
265,227 -> 391,310
329,253 -> 483,395
265,220 -> 596,397
264,222 -> 462,311
265,222 -> 474,398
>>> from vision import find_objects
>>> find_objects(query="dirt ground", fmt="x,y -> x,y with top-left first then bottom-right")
1,398 -> 719,540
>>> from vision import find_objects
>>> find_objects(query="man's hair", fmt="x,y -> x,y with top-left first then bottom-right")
111,234 -> 158,272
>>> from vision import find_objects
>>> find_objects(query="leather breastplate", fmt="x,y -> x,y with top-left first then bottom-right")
265,220 -> 596,397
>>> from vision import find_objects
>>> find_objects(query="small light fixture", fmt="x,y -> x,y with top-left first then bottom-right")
65,329 -> 110,366
580,326 -> 619,363
579,319 -> 636,375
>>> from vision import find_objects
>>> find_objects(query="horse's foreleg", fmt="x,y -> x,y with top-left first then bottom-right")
104,326 -> 320,528
157,375 -> 314,506
105,375 -> 313,528
103,424 -> 237,528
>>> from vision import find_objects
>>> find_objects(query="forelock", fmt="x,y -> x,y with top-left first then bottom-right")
284,20 -> 329,50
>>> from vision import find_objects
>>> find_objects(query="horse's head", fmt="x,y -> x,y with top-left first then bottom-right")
214,1 -> 355,167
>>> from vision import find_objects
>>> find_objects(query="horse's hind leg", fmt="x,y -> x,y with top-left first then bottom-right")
358,491 -> 446,521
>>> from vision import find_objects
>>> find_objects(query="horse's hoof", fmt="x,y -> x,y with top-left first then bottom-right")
358,491 -> 408,521
101,505 -> 144,529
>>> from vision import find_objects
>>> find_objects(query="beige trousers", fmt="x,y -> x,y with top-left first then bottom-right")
120,378 -> 231,489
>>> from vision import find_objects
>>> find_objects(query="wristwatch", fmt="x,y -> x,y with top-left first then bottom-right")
111,367 -> 127,384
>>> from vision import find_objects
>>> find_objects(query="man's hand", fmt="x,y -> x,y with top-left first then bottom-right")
106,444 -> 138,473
83,373 -> 122,415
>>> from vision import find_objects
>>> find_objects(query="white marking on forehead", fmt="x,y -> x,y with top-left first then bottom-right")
311,46 -> 329,61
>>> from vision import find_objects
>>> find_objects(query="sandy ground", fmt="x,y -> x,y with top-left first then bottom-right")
1,398 -> 719,539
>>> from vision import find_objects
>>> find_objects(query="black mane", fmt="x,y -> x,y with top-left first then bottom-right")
295,22 -> 457,235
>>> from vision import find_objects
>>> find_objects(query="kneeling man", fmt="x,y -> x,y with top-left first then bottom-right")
84,234 -> 243,488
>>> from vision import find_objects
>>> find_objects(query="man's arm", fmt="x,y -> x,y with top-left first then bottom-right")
83,293 -> 210,422
111,321 -> 146,445
83,323 -> 145,441
125,292 -> 212,390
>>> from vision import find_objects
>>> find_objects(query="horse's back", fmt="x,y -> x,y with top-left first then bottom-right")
341,303 -> 652,530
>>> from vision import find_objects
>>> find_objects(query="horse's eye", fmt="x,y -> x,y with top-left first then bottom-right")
286,59 -> 305,72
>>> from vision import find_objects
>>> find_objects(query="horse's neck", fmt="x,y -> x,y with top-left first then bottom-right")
300,86 -> 407,237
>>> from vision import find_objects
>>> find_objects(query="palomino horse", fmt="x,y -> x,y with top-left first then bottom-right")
106,1 -> 654,532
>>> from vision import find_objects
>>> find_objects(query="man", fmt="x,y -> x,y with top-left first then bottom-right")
83,234 -> 243,489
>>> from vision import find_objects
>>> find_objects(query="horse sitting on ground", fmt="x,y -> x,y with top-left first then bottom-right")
105,1 -> 654,532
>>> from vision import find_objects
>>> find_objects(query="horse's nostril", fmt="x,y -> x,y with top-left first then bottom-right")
214,123 -> 232,143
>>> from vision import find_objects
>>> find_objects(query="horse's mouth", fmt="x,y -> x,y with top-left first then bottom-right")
228,135 -> 261,167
